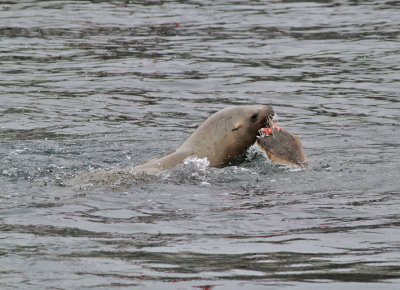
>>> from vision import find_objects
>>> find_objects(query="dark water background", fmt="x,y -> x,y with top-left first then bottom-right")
1,0 -> 399,289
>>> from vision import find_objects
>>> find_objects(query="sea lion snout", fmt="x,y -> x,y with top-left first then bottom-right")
261,105 -> 275,124
254,106 -> 275,137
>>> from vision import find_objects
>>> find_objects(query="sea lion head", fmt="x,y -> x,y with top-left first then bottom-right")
228,105 -> 275,148
184,105 -> 275,166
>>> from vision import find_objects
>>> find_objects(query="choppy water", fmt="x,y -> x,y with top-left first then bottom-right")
1,0 -> 400,289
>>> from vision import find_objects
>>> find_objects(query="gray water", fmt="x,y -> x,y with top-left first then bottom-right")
1,0 -> 400,289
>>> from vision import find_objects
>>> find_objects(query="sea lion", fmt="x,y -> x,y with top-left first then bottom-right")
257,122 -> 309,167
133,105 -> 275,174
66,105 -> 276,187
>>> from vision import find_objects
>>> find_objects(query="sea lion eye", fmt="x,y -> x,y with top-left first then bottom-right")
232,124 -> 241,131
250,113 -> 259,122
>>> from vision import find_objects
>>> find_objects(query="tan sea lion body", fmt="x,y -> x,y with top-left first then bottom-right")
133,105 -> 275,174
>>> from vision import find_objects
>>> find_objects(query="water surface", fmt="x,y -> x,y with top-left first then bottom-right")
1,0 -> 399,289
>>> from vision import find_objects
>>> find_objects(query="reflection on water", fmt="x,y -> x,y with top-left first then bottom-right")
1,0 -> 400,289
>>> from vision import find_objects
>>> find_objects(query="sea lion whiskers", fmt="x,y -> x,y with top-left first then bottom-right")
272,113 -> 279,123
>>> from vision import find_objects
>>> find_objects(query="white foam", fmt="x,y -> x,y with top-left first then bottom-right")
183,156 -> 210,171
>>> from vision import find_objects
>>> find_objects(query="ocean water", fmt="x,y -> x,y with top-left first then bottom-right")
1,0 -> 399,289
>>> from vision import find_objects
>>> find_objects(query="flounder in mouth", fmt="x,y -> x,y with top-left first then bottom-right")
257,121 -> 309,168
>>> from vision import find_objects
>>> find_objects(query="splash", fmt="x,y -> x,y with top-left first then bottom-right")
159,156 -> 211,184
183,156 -> 210,171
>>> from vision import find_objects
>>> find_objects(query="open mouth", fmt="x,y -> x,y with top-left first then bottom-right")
257,118 -> 281,139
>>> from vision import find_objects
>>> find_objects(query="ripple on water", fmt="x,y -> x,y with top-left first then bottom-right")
1,0 -> 400,289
